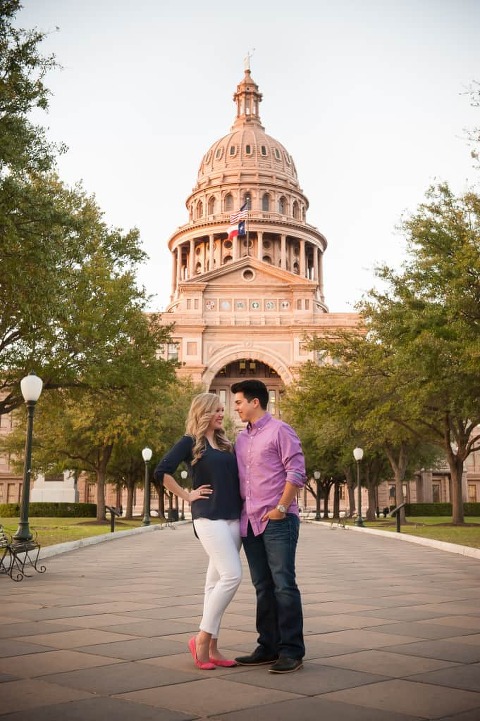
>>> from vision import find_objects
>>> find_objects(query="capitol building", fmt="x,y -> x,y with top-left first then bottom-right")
159,63 -> 357,417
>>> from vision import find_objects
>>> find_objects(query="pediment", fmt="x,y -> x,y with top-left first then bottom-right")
178,256 -> 315,291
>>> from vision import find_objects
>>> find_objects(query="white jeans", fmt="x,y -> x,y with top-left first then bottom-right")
193,518 -> 242,637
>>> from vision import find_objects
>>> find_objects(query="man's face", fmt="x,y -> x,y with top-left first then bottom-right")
234,392 -> 257,423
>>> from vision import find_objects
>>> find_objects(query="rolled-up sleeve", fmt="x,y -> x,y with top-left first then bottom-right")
278,425 -> 306,488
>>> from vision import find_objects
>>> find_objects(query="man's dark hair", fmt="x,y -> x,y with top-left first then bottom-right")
231,379 -> 269,410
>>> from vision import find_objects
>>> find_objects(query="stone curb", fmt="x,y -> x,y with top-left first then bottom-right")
38,521 -> 190,560
37,518 -> 479,562
309,520 -> 480,560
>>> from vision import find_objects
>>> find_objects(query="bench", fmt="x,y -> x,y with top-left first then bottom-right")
0,525 -> 46,582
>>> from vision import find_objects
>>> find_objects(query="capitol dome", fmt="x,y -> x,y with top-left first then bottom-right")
166,64 -> 329,322
191,68 -> 303,202
196,69 -> 300,192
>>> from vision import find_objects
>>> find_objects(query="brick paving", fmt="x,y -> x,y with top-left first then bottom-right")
0,521 -> 479,721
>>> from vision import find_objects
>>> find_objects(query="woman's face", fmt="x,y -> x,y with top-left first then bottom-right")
207,403 -> 224,431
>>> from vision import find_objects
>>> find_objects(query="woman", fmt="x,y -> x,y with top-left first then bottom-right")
153,393 -> 242,670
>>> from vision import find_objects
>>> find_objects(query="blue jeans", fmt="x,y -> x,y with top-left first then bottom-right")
242,514 -> 304,659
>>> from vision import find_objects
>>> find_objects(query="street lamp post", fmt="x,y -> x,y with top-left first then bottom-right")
142,447 -> 152,526
14,373 -> 43,541
180,469 -> 188,520
353,447 -> 364,527
313,470 -> 321,520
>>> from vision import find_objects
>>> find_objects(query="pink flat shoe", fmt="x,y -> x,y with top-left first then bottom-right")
210,658 -> 238,667
188,637 -> 216,670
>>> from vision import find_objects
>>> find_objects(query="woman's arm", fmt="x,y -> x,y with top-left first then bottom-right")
162,473 -> 212,504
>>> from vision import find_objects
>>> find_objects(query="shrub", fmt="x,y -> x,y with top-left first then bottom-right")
0,502 -> 96,518
405,502 -> 480,517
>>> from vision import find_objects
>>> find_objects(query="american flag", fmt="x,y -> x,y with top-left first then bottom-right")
229,201 -> 248,224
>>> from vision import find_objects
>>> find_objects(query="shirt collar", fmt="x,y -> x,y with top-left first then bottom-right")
247,412 -> 272,433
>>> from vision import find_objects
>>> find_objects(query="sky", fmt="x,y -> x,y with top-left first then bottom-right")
18,0 -> 480,313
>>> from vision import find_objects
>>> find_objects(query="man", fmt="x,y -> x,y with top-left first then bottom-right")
231,379 -> 306,673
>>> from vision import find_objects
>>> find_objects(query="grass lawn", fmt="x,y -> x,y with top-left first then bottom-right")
345,516 -> 480,549
2,515 -> 480,550
0,516 -> 168,547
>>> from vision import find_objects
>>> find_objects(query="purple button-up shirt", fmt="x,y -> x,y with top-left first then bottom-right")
234,413 -> 306,537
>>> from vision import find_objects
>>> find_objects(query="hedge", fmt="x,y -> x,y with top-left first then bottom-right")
0,502 -> 97,518
405,502 -> 480,517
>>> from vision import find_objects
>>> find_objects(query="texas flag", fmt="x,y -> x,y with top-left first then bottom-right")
228,202 -> 248,239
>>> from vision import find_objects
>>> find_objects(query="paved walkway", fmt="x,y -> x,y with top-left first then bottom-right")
1,521 -> 480,721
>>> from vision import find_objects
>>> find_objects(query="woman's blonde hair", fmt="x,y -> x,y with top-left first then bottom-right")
185,392 -> 233,464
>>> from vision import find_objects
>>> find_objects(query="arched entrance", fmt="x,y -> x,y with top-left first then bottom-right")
209,359 -> 285,420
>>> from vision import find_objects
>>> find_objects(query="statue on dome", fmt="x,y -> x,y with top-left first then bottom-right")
244,49 -> 255,71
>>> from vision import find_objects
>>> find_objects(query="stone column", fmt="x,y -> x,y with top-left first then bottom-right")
299,239 -> 306,277
209,235 -> 214,271
189,238 -> 195,278
280,234 -> 286,270
257,231 -> 263,261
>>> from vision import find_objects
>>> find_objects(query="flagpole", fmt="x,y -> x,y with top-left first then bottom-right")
246,197 -> 250,256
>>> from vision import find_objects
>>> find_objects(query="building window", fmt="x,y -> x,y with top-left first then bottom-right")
215,147 -> 223,159
224,193 -> 233,212
229,146 -> 236,156
262,193 -> 270,211
261,145 -> 267,156
278,196 -> 286,214
432,482 -> 441,503
208,196 -> 216,215
468,484 -> 477,502
245,144 -> 252,155
167,343 -> 179,361
268,390 -> 277,416
274,148 -> 281,161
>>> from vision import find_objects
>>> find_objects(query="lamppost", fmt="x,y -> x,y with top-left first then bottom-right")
142,447 -> 152,526
180,469 -> 188,520
14,373 -> 43,541
313,470 -> 321,520
353,447 -> 364,527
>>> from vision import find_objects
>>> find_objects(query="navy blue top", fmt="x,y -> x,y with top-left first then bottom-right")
153,435 -> 241,521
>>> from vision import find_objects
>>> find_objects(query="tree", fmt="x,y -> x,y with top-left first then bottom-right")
1,174 -> 156,415
362,184 -> 480,523
0,0 -> 63,176
5,305 -> 178,520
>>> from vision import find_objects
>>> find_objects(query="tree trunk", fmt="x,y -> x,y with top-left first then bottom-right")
344,468 -> 355,517
384,443 -> 408,523
96,469 -> 106,521
333,482 -> 340,518
152,481 -> 165,519
366,482 -> 377,521
125,483 -> 134,519
449,456 -> 465,524
95,445 -> 113,521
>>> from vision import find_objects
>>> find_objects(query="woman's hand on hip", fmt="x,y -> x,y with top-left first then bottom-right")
189,485 -> 212,503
